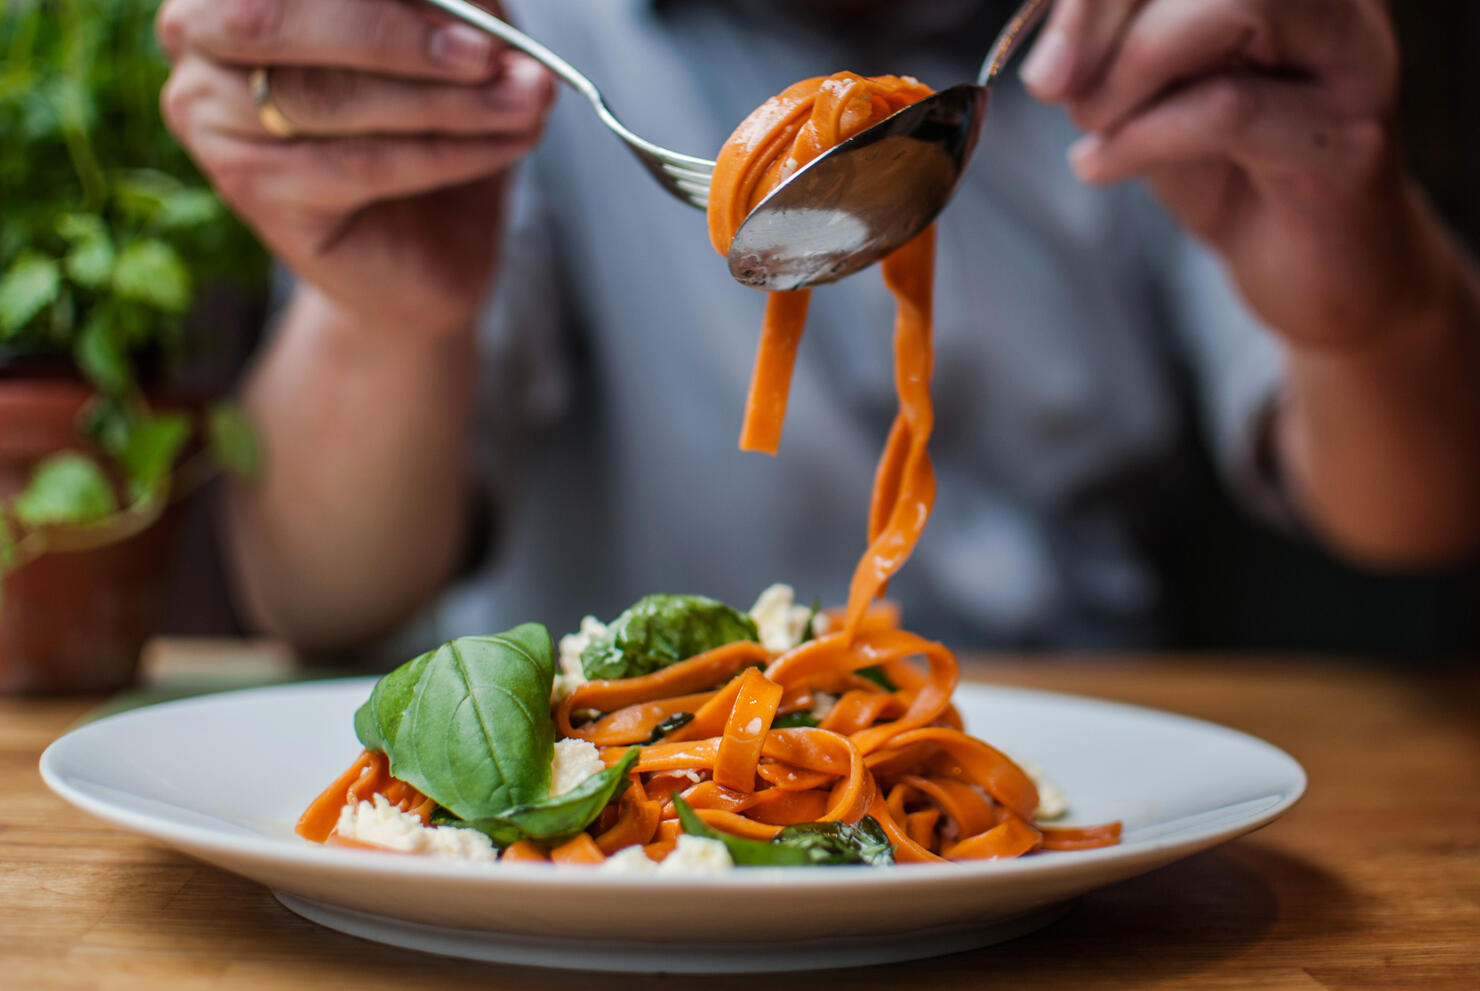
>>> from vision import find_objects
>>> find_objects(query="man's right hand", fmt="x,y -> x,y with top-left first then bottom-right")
156,0 -> 555,338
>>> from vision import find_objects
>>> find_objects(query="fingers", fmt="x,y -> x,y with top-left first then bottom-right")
1020,0 -> 1148,102
191,127 -> 541,216
1068,0 -> 1397,135
164,53 -> 552,140
156,0 -> 499,82
1069,75 -> 1388,190
162,56 -> 545,216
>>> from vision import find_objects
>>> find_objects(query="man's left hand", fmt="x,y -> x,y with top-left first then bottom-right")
1022,0 -> 1448,352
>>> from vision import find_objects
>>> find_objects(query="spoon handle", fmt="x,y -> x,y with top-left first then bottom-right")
976,0 -> 1053,88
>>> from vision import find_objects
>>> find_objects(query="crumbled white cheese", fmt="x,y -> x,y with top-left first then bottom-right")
658,835 -> 735,873
334,795 -> 496,861
597,835 -> 736,874
550,738 -> 605,797
811,691 -> 839,720
748,584 -> 815,652
553,615 -> 606,703
598,845 -> 658,873
1015,757 -> 1069,821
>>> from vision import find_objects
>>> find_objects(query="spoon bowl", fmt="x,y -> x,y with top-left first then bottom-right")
727,85 -> 985,291
727,0 -> 1049,291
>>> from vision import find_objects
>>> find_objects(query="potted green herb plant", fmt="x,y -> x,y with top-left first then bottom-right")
1,0 -> 270,693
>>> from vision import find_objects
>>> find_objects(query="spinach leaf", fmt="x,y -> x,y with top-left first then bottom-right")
672,796 -> 895,866
581,594 -> 759,681
465,747 -> 641,847
771,711 -> 820,729
647,712 -> 695,743
353,626 -> 556,821
858,665 -> 897,692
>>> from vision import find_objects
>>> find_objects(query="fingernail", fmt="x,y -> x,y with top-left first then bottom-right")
1020,28 -> 1074,98
484,56 -> 551,109
1068,133 -> 1104,182
431,24 -> 494,74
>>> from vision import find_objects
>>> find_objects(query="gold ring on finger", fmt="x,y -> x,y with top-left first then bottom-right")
248,66 -> 296,139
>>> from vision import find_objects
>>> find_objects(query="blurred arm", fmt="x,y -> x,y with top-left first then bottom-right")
225,286 -> 477,650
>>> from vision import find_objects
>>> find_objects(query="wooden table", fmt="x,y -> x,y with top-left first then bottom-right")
3,644 -> 1477,990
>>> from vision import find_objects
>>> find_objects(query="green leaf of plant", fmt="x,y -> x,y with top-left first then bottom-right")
112,239 -> 190,313
155,188 -> 222,229
206,403 -> 262,480
354,626 -> 557,821
581,593 -> 759,681
0,252 -> 61,336
466,747 -> 640,847
74,311 -> 133,394
115,412 -> 190,501
0,516 -> 14,572
12,452 -> 117,527
57,213 -> 115,288
673,796 -> 894,866
771,711 -> 820,729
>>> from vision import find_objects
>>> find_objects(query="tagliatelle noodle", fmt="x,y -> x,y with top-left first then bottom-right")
298,73 -> 1121,865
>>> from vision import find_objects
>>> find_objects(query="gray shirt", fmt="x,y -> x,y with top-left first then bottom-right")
425,0 -> 1286,651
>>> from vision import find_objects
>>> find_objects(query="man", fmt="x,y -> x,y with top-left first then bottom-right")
155,0 -> 1480,652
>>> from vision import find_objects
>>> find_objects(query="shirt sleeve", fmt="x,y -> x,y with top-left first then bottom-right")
1149,211 -> 1293,525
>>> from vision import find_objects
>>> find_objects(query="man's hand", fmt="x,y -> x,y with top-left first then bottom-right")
156,0 -> 555,338
1020,0 -> 1448,352
1023,0 -> 1480,564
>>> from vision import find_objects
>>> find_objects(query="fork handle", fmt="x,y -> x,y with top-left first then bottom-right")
417,0 -> 600,103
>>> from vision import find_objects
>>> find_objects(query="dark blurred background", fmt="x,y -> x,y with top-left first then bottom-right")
164,2 -> 1480,658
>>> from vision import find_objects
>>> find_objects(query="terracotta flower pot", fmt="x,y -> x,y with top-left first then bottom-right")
0,377 -> 185,695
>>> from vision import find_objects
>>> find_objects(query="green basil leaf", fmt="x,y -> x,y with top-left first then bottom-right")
354,626 -> 556,821
858,665 -> 897,692
12,452 -> 117,526
206,403 -> 262,480
673,796 -> 894,866
112,239 -> 190,313
673,795 -> 813,866
647,712 -> 695,743
467,747 -> 640,847
353,648 -> 435,756
0,252 -> 61,336
772,818 -> 895,866
771,711 -> 820,729
581,593 -> 759,681
800,596 -> 822,645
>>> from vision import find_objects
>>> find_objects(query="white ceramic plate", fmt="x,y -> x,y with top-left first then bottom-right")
41,678 -> 1304,973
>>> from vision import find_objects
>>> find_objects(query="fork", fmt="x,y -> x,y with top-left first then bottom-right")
418,0 -> 716,209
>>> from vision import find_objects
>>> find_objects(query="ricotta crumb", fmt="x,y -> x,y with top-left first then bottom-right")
1015,757 -> 1069,821
748,584 -> 815,653
334,795 -> 496,861
598,835 -> 736,874
550,738 -> 605,797
598,845 -> 658,873
658,835 -> 735,873
553,615 -> 606,703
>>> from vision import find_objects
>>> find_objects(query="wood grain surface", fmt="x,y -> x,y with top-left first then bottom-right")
3,645 -> 1476,991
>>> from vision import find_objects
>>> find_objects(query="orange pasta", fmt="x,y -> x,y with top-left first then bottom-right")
299,73 -> 1120,866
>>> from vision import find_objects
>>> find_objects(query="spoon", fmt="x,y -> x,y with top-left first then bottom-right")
728,0 -> 1051,291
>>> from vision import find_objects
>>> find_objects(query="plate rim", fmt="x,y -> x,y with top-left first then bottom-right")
39,676 -> 1307,891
